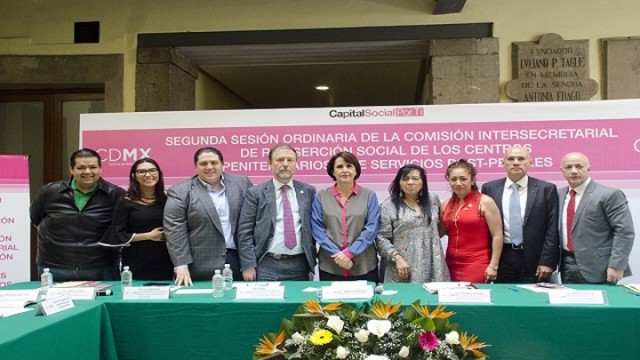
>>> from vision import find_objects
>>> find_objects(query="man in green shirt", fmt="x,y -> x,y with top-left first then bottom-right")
30,148 -> 125,281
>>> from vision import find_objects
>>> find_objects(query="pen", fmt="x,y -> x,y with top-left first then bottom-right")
507,287 -> 519,292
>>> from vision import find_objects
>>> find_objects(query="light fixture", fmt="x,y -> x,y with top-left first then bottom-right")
315,85 -> 329,91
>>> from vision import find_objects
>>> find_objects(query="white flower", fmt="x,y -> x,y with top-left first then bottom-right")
367,319 -> 392,338
336,346 -> 349,359
355,329 -> 370,343
364,355 -> 390,360
398,346 -> 410,358
326,315 -> 344,334
291,332 -> 305,344
444,331 -> 460,345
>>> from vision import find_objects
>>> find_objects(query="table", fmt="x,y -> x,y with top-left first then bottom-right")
2,282 -> 639,359
377,283 -> 640,359
0,282 -> 116,360
104,281 -> 344,360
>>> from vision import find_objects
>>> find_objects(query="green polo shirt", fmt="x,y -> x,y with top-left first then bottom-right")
71,179 -> 98,211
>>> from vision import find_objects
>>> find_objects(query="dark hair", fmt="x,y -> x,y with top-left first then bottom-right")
445,159 -> 478,193
127,158 -> 167,203
388,164 -> 432,225
70,148 -> 101,168
326,151 -> 361,181
193,147 -> 224,165
268,143 -> 297,161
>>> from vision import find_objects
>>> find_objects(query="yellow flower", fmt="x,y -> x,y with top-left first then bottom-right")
371,300 -> 402,319
460,332 -> 489,358
255,330 -> 286,356
413,303 -> 455,319
309,329 -> 333,346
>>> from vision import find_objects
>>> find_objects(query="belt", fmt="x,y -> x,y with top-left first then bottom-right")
226,248 -> 237,252
562,249 -> 575,257
505,243 -> 524,250
266,252 -> 304,260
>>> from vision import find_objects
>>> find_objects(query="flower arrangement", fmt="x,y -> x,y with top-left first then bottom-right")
254,299 -> 489,360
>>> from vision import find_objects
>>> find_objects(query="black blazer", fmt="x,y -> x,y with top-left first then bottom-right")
481,176 -> 559,274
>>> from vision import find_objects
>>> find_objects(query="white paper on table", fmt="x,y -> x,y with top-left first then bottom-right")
517,284 -> 571,293
423,282 -> 472,294
438,288 -> 491,303
0,307 -> 32,317
321,284 -> 373,300
548,290 -> 606,305
122,286 -> 171,300
174,289 -> 213,295
235,285 -> 285,300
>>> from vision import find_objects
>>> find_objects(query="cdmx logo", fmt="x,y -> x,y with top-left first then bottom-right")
96,148 -> 151,162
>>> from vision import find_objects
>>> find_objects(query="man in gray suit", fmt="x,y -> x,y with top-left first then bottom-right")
164,147 -> 252,286
482,145 -> 559,283
559,152 -> 634,284
238,144 -> 316,281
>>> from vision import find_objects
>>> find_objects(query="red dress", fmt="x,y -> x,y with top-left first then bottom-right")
442,192 -> 491,283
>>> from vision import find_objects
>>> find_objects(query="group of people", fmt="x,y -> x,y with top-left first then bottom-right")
30,144 -> 634,286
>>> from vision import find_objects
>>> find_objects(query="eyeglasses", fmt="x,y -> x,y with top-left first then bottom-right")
135,168 -> 158,176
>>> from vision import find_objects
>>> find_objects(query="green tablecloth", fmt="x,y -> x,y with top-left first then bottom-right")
377,283 -> 640,359
0,282 -> 116,360
2,281 -> 639,359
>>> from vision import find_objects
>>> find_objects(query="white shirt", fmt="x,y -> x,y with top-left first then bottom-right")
501,176 -> 528,244
267,179 -> 303,255
201,176 -> 235,250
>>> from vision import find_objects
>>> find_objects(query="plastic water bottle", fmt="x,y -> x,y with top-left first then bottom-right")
212,269 -> 224,298
222,263 -> 233,290
40,268 -> 53,296
121,266 -> 133,287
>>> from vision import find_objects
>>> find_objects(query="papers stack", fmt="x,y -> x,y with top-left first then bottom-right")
0,289 -> 40,317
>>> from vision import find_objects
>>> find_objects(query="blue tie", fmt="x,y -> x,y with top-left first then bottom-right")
509,183 -> 523,246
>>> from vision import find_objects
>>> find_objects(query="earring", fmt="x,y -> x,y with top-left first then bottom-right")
400,191 -> 404,198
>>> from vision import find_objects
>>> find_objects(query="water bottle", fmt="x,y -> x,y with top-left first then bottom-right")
40,268 -> 53,296
121,266 -> 133,287
222,264 -> 233,290
212,269 -> 224,298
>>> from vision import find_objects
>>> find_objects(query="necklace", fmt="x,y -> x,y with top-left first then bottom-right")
140,196 -> 156,204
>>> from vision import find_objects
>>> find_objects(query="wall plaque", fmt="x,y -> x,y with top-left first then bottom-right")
505,33 -> 598,102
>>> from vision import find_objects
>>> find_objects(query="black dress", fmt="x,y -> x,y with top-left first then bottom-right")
107,199 -> 174,280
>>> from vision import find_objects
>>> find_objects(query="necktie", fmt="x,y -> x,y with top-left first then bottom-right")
281,185 -> 297,249
509,183 -> 523,246
566,189 -> 576,251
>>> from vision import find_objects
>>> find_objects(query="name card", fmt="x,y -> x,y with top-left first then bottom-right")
438,288 -> 492,304
122,286 -> 171,300
35,295 -> 75,316
235,283 -> 285,300
47,287 -> 96,300
321,285 -> 374,300
0,289 -> 41,304
548,290 -> 605,305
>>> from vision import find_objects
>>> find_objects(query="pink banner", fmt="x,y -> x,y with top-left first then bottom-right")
83,117 -> 640,192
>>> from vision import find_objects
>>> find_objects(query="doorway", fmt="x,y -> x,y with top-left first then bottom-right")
0,89 -> 105,279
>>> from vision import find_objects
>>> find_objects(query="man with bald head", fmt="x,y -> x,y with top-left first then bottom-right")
482,145 -> 559,283
559,152 -> 634,284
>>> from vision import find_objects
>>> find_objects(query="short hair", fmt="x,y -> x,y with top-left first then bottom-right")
445,159 -> 478,193
193,147 -> 224,165
70,148 -> 101,168
326,151 -> 361,181
268,143 -> 297,161
127,157 -> 167,202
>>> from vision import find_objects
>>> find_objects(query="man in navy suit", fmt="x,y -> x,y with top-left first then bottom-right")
558,152 -> 634,284
238,144 -> 317,281
482,145 -> 559,283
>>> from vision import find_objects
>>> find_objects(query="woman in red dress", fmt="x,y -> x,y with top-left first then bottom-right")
440,159 -> 503,283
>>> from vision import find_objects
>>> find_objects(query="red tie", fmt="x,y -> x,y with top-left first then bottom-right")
566,189 -> 576,251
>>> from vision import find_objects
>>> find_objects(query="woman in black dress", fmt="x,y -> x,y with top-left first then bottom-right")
103,158 -> 173,280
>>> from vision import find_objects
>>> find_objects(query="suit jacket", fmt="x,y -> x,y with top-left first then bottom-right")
164,173 -> 252,280
558,180 -> 635,282
482,176 -> 559,274
237,179 -> 317,273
